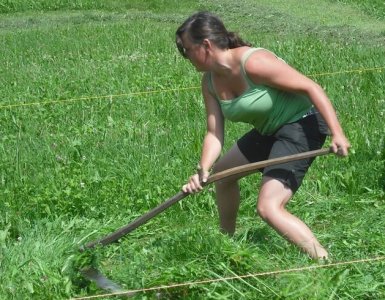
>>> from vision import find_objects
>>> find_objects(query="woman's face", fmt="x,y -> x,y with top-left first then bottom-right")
180,33 -> 210,72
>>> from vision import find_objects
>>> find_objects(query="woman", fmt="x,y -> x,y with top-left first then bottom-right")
176,12 -> 350,259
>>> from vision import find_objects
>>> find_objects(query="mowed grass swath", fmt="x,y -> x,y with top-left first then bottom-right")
0,0 -> 384,299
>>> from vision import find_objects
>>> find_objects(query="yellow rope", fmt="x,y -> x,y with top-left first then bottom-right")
308,66 -> 385,77
1,66 -> 384,110
70,256 -> 385,300
0,86 -> 199,110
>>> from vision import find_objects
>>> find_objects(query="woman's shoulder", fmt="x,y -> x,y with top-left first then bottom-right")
232,46 -> 254,59
243,48 -> 283,72
232,46 -> 270,57
233,47 -> 276,69
243,47 -> 277,60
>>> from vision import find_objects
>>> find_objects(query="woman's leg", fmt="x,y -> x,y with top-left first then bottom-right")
213,144 -> 250,235
257,176 -> 328,259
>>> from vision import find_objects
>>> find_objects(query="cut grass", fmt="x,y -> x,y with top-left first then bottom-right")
255,0 -> 385,33
334,0 -> 385,19
0,0 -> 197,14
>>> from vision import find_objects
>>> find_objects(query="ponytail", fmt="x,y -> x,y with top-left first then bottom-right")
227,31 -> 252,49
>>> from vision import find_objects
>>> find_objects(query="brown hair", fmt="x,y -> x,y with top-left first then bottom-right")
176,12 -> 252,58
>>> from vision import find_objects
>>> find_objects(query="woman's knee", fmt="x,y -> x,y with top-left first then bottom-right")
212,159 -> 226,174
213,160 -> 230,186
257,178 -> 292,219
256,201 -> 275,221
256,194 -> 291,221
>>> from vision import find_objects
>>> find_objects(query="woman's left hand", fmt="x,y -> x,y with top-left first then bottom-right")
331,133 -> 351,156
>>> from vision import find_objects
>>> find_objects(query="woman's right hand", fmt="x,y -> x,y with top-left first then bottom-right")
182,169 -> 210,194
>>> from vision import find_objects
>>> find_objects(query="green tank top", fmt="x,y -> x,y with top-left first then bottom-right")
208,48 -> 312,135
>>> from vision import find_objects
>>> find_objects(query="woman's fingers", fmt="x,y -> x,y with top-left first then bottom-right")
331,134 -> 351,157
182,173 -> 203,193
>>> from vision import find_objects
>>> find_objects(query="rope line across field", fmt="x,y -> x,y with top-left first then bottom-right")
1,66 -> 384,110
71,256 -> 385,300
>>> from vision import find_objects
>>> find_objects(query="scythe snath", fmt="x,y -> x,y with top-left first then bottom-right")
79,148 -> 332,294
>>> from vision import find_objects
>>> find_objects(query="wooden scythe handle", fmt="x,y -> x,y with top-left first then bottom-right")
83,147 -> 332,250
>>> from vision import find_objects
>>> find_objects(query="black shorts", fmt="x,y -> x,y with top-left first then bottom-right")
237,112 -> 329,193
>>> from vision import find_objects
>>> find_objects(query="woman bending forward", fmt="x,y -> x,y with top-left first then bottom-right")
177,12 -> 350,259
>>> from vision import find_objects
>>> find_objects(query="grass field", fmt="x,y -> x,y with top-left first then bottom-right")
1,0 -> 384,299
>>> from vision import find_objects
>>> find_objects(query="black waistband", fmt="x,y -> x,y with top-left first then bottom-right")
302,107 -> 318,118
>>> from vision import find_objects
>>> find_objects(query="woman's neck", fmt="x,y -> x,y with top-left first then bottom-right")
211,48 -> 238,77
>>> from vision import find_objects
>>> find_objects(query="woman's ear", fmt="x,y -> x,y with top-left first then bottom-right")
202,39 -> 211,49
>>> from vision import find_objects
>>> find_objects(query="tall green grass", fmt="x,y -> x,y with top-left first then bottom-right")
1,0 -> 384,299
